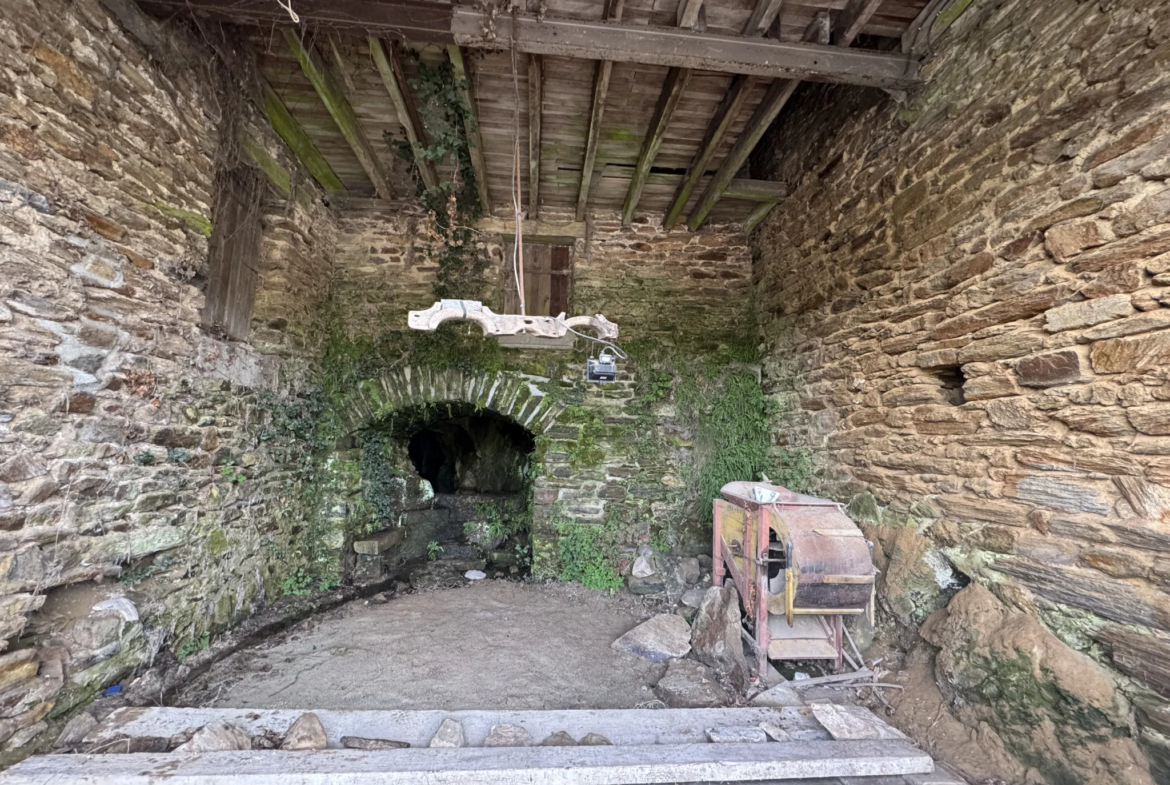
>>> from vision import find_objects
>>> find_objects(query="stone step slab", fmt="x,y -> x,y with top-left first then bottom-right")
82,706 -> 834,750
0,739 -> 936,784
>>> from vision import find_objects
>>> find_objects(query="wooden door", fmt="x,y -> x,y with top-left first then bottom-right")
502,243 -> 572,316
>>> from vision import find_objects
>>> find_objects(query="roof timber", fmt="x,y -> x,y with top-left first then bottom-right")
451,9 -> 921,90
260,79 -> 346,193
620,67 -> 692,226
834,0 -> 887,45
688,11 -> 831,230
283,28 -> 392,199
528,55 -> 543,219
370,38 -> 439,192
742,0 -> 784,37
447,45 -> 493,214
575,0 -> 625,222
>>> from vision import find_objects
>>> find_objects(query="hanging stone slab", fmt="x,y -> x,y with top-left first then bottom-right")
706,726 -> 768,743
611,614 -> 691,663
483,724 -> 532,747
429,718 -> 466,748
280,713 -> 328,751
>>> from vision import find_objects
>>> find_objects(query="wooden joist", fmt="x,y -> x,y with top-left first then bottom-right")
528,55 -> 542,219
675,0 -> 705,30
833,0 -> 885,46
742,201 -> 779,234
687,12 -> 831,231
621,67 -> 692,226
259,79 -> 346,194
284,28 -> 392,199
370,37 -> 439,192
662,74 -> 753,229
723,178 -> 788,201
447,45 -> 492,213
742,0 -> 784,37
575,0 -> 624,222
452,9 -> 920,89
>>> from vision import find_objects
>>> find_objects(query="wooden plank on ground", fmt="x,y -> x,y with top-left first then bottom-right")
284,28 -> 392,199
447,45 -> 492,213
452,9 -> 922,90
370,37 -> 440,192
5,741 -> 936,784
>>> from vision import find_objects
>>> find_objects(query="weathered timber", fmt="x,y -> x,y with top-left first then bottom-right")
575,0 -> 625,222
663,74 -> 754,229
833,0 -> 885,46
284,28 -> 392,199
621,67 -> 692,226
203,166 -> 263,340
723,179 -> 788,201
742,201 -> 779,234
528,54 -> 543,218
688,13 -> 830,230
137,0 -> 454,41
237,129 -> 291,198
1098,626 -> 1170,699
451,10 -> 921,90
743,0 -> 784,36
475,217 -> 585,243
260,79 -> 346,193
370,37 -> 439,192
447,45 -> 492,213
676,0 -> 705,30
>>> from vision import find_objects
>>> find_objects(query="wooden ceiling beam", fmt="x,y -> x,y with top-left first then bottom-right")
687,12 -> 829,231
284,29 -> 392,198
574,0 -> 624,222
528,55 -> 543,219
742,0 -> 784,37
452,9 -> 919,89
742,201 -> 779,234
447,45 -> 492,214
723,178 -> 788,201
260,79 -> 346,193
137,0 -> 453,41
662,74 -> 753,229
833,0 -> 885,46
621,67 -> 692,227
370,37 -> 439,192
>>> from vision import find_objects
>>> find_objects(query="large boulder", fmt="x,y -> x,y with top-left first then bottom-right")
690,585 -> 748,690
611,614 -> 691,663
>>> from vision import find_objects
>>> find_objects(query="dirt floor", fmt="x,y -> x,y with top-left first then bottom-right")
176,581 -> 669,711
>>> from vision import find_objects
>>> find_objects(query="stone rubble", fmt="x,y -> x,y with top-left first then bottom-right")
280,712 -> 328,751
689,585 -> 749,690
706,726 -> 769,744
174,721 -> 252,754
428,718 -> 466,748
610,614 -> 693,663
653,659 -> 729,709
341,736 -> 410,750
483,724 -> 533,747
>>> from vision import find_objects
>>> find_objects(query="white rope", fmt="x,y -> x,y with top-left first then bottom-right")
510,29 -> 526,315
276,0 -> 300,24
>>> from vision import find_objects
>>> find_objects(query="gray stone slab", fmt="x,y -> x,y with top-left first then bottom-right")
811,705 -> 908,741
0,740 -> 936,784
85,707 -> 833,750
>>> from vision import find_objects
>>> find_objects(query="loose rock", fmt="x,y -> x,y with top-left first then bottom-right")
752,682 -> 805,708
611,614 -> 691,663
429,718 -> 466,748
342,736 -> 410,750
280,712 -> 328,751
654,659 -> 729,708
759,722 -> 790,742
579,733 -> 612,746
706,726 -> 768,743
174,721 -> 252,754
690,585 -> 748,689
464,570 -> 486,580
680,587 -> 706,608
540,731 -> 577,746
54,712 -> 97,749
483,724 -> 532,747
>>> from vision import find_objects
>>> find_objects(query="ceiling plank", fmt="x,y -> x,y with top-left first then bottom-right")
662,74 -> 754,229
370,37 -> 439,192
833,0 -> 885,46
261,79 -> 347,193
723,178 -> 788,201
528,55 -> 543,219
676,0 -> 705,30
620,67 -> 692,227
137,0 -> 454,41
574,0 -> 624,222
447,45 -> 492,214
283,28 -> 392,199
742,0 -> 784,37
452,9 -> 920,90
687,12 -> 829,231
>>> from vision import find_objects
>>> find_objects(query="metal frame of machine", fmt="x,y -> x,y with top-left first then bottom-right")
713,481 -> 876,679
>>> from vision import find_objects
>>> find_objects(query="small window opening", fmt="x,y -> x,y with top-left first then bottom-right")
931,365 -> 967,406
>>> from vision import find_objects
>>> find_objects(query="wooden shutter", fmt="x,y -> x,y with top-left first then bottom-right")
202,166 -> 264,340
501,242 -> 573,316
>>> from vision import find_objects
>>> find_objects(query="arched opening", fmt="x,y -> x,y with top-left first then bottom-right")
355,403 -> 537,586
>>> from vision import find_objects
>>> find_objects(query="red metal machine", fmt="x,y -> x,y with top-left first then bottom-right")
713,481 -> 875,679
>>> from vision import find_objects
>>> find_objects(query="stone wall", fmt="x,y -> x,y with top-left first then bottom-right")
331,202 -> 753,348
752,0 -> 1170,781
0,0 -> 334,761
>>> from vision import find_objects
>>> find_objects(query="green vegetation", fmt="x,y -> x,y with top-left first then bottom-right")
219,465 -> 246,484
557,518 -> 624,591
426,541 -> 443,561
176,632 -> 210,660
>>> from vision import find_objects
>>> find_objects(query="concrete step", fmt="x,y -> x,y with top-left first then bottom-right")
0,740 -> 935,784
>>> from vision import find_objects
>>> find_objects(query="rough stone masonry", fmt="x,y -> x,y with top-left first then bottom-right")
753,0 -> 1170,782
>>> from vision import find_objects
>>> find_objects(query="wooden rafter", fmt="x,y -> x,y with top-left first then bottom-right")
528,55 -> 542,219
452,9 -> 919,89
575,0 -> 624,222
723,178 -> 788,201
662,74 -> 753,229
447,45 -> 492,214
621,67 -> 692,226
742,0 -> 784,37
742,201 -> 779,234
370,37 -> 439,192
284,28 -> 392,198
687,12 -> 831,230
676,0 -> 705,30
260,79 -> 346,193
833,0 -> 885,45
